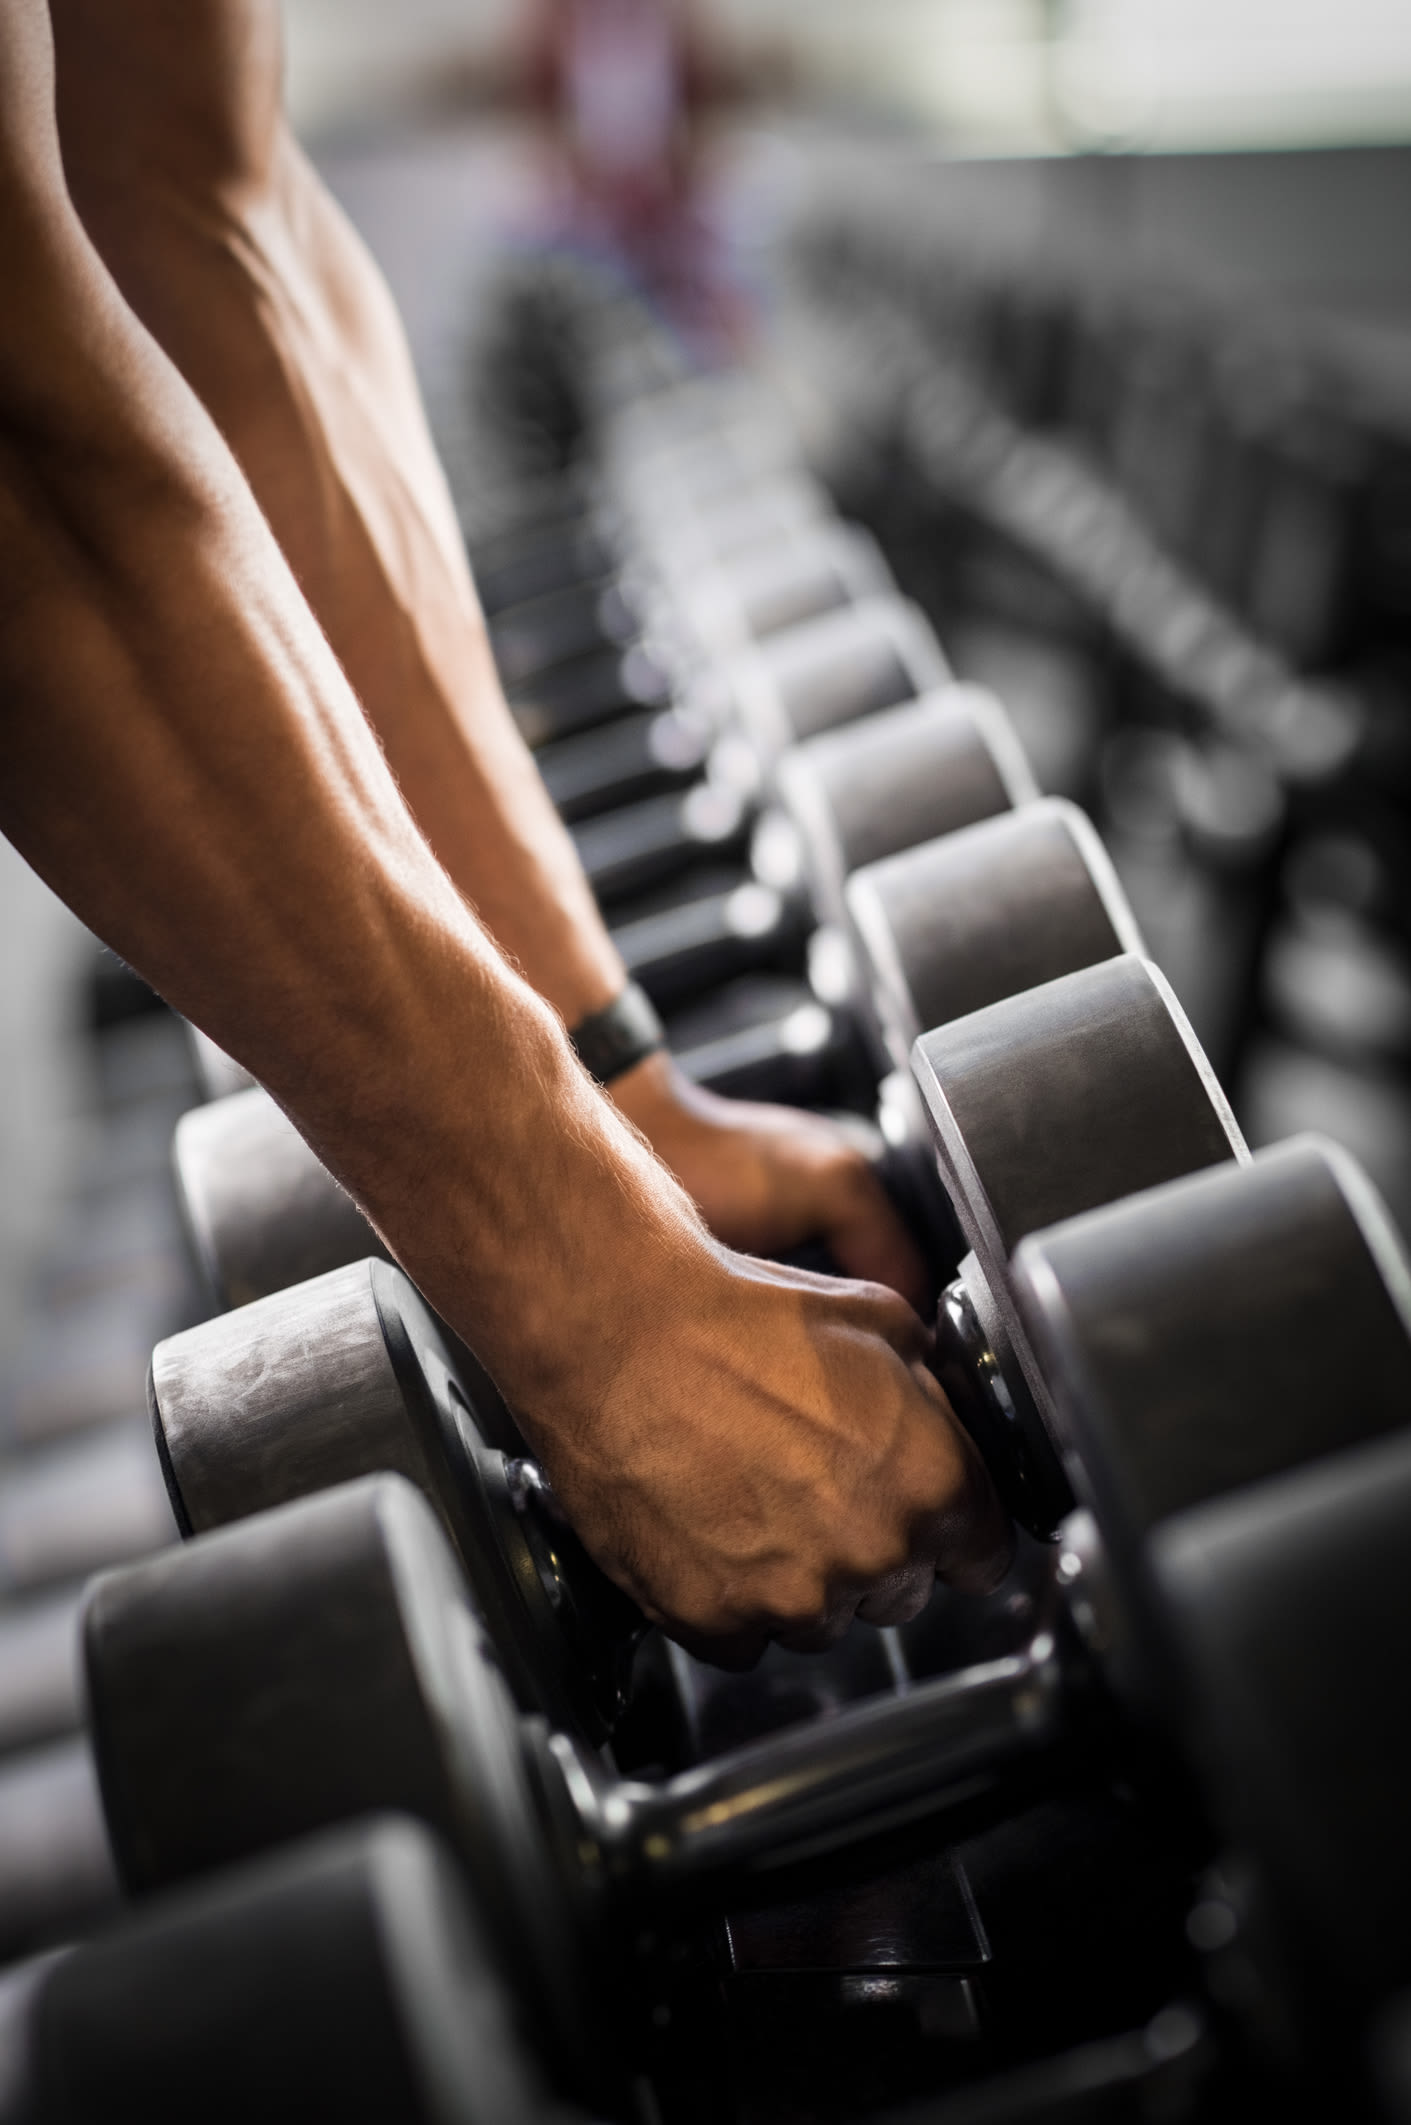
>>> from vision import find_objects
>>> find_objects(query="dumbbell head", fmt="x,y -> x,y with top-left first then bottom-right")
20,1815 -> 554,2123
848,797 -> 1144,1074
1011,1134 -> 1411,1674
1005,1140 -> 1411,2048
1152,1426 -> 1411,2053
640,473 -> 833,576
917,954 -> 1247,1537
773,684 -> 1039,932
173,1087 -> 385,1309
701,596 -> 948,766
149,1258 -> 643,1741
81,1470 -> 1065,2107
675,520 -> 893,658
93,1140 -> 1411,2089
82,1477 -> 590,2080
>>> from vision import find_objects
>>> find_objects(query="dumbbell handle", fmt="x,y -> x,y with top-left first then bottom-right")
554,1620 -> 1068,1900
572,784 -> 747,905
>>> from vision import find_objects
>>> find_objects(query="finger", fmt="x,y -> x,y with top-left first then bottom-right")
924,1428 -> 1017,1594
822,1175 -> 933,1316
856,1562 -> 936,1627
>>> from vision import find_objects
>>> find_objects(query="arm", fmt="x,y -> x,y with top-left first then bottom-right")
1,0 -> 1009,1649
47,0 -> 926,1305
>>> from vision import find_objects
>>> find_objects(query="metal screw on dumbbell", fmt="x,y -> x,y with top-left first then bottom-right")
63,1158 -> 1411,2098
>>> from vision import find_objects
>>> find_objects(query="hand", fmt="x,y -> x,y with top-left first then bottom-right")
518,1241 -> 1015,1665
612,1050 -> 932,1313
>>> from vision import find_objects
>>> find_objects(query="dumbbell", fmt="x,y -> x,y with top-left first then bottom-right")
492,515 -> 890,714
168,781 -> 1121,1321
526,592 -> 947,926
78,1165 -> 1411,2098
467,481 -> 854,828
500,444 -> 854,753
148,946 -> 1242,1735
148,939 -> 1245,1770
0,1814 -> 556,2123
169,684 -> 1040,1310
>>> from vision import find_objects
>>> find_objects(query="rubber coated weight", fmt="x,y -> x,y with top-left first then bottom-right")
914,955 -> 1247,1536
774,685 -> 1039,932
83,1479 -> 587,2076
9,1816 -> 554,2124
79,1474 -> 1060,2098
564,593 -> 948,910
173,1088 -> 390,1310
149,1258 -> 643,1741
1008,1134 -> 1411,1721
701,596 -> 947,762
919,954 -> 1245,1272
1150,1425 -> 1411,2051
84,1234 -> 1411,2108
849,798 -> 1143,1072
672,522 -> 893,659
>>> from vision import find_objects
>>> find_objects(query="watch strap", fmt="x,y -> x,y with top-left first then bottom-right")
569,981 -> 666,1086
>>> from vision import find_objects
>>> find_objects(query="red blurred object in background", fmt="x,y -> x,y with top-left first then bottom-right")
523,0 -> 739,336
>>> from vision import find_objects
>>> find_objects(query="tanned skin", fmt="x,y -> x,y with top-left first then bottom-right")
0,0 -> 1011,1658
48,0 -> 932,1302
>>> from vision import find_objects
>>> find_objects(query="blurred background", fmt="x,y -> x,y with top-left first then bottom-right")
4,0 -> 1410,1409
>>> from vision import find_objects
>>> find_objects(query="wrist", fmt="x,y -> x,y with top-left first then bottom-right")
322,941 -> 712,1427
568,981 -> 665,1087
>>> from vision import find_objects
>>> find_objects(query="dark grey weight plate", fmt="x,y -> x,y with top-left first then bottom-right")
850,798 -> 1143,1075
1014,1133 -> 1411,1543
1150,1422 -> 1411,2031
682,520 -> 891,655
83,1476 -> 585,2070
173,1086 -> 387,1309
775,684 -> 1037,933
22,1816 -> 555,2124
913,953 -> 1247,1447
150,1260 -> 638,1742
728,596 -> 948,760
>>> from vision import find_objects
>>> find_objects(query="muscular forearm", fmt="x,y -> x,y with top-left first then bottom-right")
51,14 -> 622,1024
0,0 -> 1006,1651
0,218 -> 700,1408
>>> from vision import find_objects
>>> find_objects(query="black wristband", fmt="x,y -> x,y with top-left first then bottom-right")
569,981 -> 666,1086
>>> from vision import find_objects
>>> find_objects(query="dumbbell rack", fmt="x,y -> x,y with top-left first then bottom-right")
0,239 -> 1409,2125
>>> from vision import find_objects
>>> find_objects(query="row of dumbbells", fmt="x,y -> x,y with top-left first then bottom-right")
782,217 -> 1411,1242
0,350 -> 1409,2118
0,324 -> 997,1773
0,335 -> 1058,2115
0,323 -> 1402,2116
795,203 -> 1411,679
